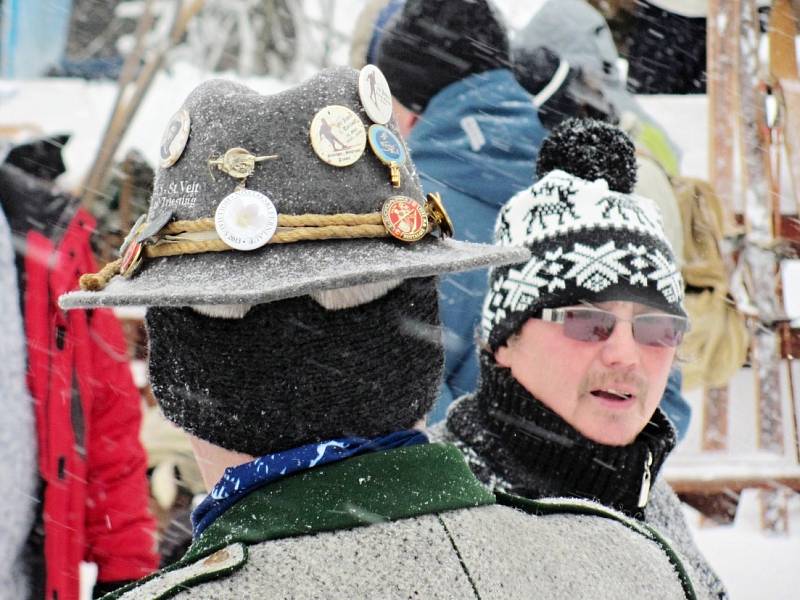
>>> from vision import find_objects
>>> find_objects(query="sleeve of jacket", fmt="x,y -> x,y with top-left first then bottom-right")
84,305 -> 159,583
645,478 -> 728,600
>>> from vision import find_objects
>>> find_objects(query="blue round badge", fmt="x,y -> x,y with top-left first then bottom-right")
368,125 -> 406,166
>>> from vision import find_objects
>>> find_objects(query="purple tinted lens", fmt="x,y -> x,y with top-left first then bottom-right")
633,315 -> 687,347
562,309 -> 616,341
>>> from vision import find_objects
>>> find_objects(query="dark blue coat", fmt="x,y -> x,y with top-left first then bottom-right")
406,69 -> 546,421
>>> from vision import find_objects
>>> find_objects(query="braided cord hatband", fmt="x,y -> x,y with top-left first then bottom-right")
79,211 -> 428,292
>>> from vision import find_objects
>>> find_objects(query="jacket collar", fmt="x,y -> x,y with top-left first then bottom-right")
446,356 -> 676,519
182,442 -> 495,563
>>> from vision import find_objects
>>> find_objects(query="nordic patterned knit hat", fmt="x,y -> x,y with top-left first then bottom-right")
482,121 -> 686,350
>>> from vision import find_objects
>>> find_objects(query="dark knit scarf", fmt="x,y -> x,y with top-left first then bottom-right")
147,277 -> 442,456
446,355 -> 676,519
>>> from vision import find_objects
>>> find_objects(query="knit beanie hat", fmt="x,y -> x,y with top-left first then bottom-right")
376,0 -> 510,113
147,276 -> 442,456
483,119 -> 686,350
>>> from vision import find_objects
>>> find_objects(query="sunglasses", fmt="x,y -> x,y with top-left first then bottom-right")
539,307 -> 689,348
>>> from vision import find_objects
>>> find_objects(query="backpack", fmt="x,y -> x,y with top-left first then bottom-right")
672,176 -> 749,390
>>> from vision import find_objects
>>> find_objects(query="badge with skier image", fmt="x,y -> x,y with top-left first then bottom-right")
368,124 -> 406,187
159,108 -> 191,169
309,105 -> 367,167
381,196 -> 428,242
358,64 -> 393,124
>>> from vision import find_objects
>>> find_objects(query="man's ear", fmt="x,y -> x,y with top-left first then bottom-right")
392,97 -> 419,137
495,343 -> 513,368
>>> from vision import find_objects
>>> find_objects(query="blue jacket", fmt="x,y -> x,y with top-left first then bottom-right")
407,69 -> 546,423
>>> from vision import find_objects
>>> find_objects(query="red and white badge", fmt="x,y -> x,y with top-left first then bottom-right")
381,196 -> 428,242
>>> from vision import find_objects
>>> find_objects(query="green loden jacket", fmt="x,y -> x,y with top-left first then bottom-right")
107,443 -> 700,600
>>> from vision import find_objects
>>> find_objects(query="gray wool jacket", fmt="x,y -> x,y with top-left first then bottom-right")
0,208 -> 37,600
432,424 -> 726,600
110,444 -> 699,600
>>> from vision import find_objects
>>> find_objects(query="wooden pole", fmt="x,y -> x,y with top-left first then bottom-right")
704,0 -> 741,452
80,0 -> 206,212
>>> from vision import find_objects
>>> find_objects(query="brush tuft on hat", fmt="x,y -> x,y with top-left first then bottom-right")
535,118 -> 637,193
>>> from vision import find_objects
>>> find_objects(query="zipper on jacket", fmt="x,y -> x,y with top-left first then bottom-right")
637,450 -> 653,508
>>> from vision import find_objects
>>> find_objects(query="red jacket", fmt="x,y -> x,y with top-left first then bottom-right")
24,207 -> 158,599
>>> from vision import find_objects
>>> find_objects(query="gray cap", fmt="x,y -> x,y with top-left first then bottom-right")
60,67 -> 527,310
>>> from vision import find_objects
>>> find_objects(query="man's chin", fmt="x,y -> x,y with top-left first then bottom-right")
577,417 -> 641,447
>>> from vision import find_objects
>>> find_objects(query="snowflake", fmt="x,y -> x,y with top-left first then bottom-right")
500,258 -> 549,312
627,243 -> 649,286
647,249 -> 683,303
563,241 -> 631,292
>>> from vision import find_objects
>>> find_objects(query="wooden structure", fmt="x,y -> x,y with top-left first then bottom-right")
666,0 -> 800,533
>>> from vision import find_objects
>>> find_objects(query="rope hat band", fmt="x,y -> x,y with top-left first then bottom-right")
80,192 -> 453,292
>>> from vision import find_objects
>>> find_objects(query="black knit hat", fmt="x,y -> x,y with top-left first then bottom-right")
376,0 -> 510,113
147,277 -> 442,456
483,120 -> 686,350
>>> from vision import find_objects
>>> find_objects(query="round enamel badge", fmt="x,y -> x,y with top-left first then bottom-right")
309,105 -> 366,167
119,213 -> 147,257
358,65 -> 393,124
368,125 -> 406,166
159,108 -> 191,168
120,240 -> 143,278
214,189 -> 278,251
381,196 -> 428,242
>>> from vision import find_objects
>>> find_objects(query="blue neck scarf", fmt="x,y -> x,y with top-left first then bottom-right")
191,429 -> 428,537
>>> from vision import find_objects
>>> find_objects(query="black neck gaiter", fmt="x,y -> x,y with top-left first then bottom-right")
447,354 -> 676,519
147,277 -> 442,456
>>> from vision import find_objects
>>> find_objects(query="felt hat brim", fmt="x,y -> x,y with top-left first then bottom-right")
59,237 -> 529,309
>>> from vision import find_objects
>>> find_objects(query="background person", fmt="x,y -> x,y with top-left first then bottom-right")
434,119 -> 727,600
375,0 -> 547,422
64,69 -> 703,600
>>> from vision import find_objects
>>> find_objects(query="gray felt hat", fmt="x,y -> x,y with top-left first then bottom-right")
60,67 -> 527,309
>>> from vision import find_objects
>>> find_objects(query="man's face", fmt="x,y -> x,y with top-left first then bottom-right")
494,301 -> 676,446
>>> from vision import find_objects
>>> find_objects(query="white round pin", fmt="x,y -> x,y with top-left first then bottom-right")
214,189 -> 278,251
159,108 -> 191,168
358,65 -> 393,124
309,105 -> 367,167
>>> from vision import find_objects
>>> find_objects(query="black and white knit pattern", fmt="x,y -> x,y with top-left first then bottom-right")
482,170 -> 685,344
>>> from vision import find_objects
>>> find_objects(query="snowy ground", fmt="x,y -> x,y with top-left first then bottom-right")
3,6 -> 800,597
686,492 -> 800,600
